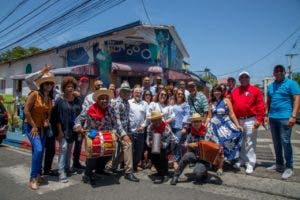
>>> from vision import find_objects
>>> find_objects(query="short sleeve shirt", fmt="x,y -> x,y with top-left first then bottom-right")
268,78 -> 300,119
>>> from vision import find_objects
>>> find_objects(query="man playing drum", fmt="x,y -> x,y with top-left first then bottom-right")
74,88 -> 117,186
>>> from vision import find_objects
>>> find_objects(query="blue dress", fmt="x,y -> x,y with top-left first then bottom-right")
205,100 -> 242,161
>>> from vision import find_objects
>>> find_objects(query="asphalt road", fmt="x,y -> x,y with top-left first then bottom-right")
1,124 -> 300,200
0,145 -> 240,200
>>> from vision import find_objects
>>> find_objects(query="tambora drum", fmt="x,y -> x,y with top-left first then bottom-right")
85,131 -> 116,158
198,140 -> 223,166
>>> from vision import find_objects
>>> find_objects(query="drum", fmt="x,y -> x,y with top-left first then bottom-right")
85,131 -> 116,158
198,140 -> 223,166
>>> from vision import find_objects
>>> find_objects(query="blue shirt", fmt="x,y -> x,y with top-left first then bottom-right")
171,102 -> 190,129
268,78 -> 300,119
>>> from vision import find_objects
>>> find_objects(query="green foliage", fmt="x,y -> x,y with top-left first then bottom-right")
293,72 -> 300,85
0,46 -> 42,62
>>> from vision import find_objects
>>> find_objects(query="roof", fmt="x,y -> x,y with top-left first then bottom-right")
0,21 -> 189,65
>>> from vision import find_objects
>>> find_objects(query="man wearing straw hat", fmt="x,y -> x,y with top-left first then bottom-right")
170,113 -> 207,185
109,82 -> 139,182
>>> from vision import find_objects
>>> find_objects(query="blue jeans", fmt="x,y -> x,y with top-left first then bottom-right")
172,128 -> 186,162
24,123 -> 46,179
132,132 -> 145,167
269,118 -> 293,169
58,138 -> 73,175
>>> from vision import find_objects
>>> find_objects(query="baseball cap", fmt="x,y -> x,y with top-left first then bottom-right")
238,71 -> 250,78
79,76 -> 89,82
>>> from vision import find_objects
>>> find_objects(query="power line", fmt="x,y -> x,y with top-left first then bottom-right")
216,25 -> 300,77
140,0 -> 151,24
0,0 -> 94,51
8,0 -> 127,49
0,0 -> 30,25
0,0 -> 55,36
0,0 -> 61,39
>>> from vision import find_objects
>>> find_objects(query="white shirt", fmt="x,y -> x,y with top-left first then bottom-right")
147,102 -> 175,122
82,93 -> 94,112
128,98 -> 148,133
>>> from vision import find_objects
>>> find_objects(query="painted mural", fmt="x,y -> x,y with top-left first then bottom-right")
101,29 -> 183,70
67,47 -> 89,66
93,43 -> 111,87
64,28 -> 184,86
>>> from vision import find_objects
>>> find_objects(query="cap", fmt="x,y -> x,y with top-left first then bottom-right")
120,82 -> 131,91
79,76 -> 89,82
238,71 -> 250,78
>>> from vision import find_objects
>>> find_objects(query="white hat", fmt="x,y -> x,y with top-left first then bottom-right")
238,71 -> 250,78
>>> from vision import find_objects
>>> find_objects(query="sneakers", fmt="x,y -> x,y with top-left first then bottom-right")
59,173 -> 69,183
282,168 -> 293,180
233,162 -> 241,170
266,164 -> 284,173
245,165 -> 254,174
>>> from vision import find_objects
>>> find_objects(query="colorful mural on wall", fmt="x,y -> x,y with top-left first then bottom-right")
67,47 -> 89,66
64,28 -> 184,86
102,29 -> 183,70
93,43 -> 111,87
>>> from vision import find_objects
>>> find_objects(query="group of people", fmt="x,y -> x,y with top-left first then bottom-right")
21,64 -> 299,190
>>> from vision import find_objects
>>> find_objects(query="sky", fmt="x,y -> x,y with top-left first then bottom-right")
0,0 -> 300,84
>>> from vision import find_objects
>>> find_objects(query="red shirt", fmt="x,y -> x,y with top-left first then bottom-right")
231,85 -> 265,123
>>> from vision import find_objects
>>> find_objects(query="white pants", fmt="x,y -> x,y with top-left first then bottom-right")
238,117 -> 257,167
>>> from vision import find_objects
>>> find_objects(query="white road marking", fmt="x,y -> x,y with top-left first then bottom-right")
296,130 -> 300,135
257,138 -> 300,144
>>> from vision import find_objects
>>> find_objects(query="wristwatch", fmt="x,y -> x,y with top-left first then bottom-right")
291,115 -> 297,119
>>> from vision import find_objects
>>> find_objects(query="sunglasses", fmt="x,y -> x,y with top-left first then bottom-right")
160,93 -> 167,96
44,82 -> 54,86
145,93 -> 151,96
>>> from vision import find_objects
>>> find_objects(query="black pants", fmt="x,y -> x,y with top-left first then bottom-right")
151,149 -> 168,177
174,151 -> 197,177
85,157 -> 110,177
73,137 -> 82,166
43,134 -> 56,173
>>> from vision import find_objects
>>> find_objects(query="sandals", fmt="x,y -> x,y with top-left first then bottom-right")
28,178 -> 38,190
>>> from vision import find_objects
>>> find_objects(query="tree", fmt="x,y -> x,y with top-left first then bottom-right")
293,72 -> 300,85
0,46 -> 42,62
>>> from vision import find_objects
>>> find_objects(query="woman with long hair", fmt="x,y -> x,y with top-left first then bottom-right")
205,84 -> 243,175
24,72 -> 55,190
170,89 -> 190,169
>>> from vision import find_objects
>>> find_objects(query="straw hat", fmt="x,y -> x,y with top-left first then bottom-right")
93,87 -> 113,101
189,113 -> 205,122
35,72 -> 56,86
149,110 -> 163,120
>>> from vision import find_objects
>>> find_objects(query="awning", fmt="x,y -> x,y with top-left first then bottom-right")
10,63 -> 98,80
111,62 -> 162,75
51,63 -> 98,76
164,69 -> 191,80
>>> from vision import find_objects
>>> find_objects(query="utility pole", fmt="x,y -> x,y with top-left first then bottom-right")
285,53 -> 299,79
